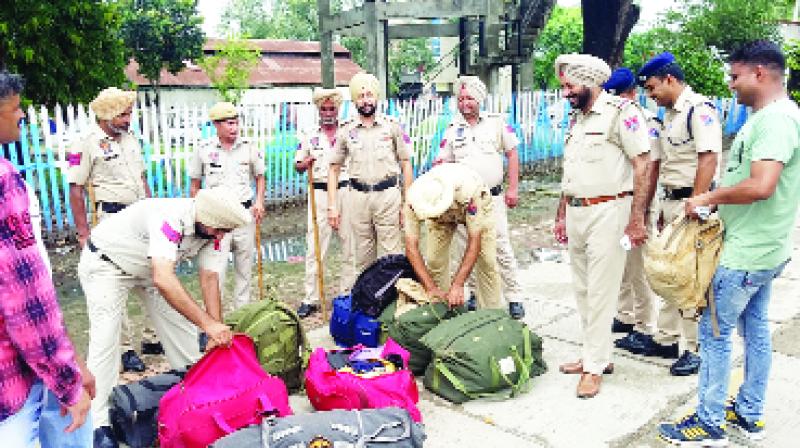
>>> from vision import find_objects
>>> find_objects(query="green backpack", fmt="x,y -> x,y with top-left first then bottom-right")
379,301 -> 463,375
421,309 -> 547,403
225,300 -> 310,392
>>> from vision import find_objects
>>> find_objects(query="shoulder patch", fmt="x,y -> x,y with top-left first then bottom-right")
160,221 -> 182,244
623,115 -> 641,132
67,152 -> 82,166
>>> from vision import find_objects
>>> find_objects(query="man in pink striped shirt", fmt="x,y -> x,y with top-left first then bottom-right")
0,71 -> 92,445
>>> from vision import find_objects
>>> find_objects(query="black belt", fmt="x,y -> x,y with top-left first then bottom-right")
490,185 -> 503,196
241,199 -> 252,208
87,240 -> 118,267
350,177 -> 398,193
97,202 -> 126,214
663,186 -> 693,201
312,180 -> 350,191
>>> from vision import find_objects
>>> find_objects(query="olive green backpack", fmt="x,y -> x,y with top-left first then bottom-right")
225,300 -> 310,392
421,309 -> 547,403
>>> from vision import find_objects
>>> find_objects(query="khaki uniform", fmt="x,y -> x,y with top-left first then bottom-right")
295,128 -> 355,304
79,198 -> 213,428
563,91 -> 650,375
404,165 -> 501,308
651,86 -> 722,352
617,107 -> 662,334
331,115 -> 412,275
188,138 -> 265,308
439,114 -> 523,303
67,125 -> 148,350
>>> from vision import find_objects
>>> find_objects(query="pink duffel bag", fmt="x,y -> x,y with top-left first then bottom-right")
158,334 -> 292,448
305,338 -> 422,422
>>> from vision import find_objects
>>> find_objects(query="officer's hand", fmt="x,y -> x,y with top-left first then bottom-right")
296,156 -> 315,172
625,218 -> 647,247
203,321 -> 232,350
426,285 -> 447,302
78,357 -> 96,399
505,188 -> 519,208
684,194 -> 712,220
252,201 -> 265,223
328,208 -> 340,230
62,389 -> 91,433
553,218 -> 568,245
446,286 -> 465,308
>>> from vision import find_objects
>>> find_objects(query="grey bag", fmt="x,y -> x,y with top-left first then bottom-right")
109,369 -> 186,448
212,407 -> 425,448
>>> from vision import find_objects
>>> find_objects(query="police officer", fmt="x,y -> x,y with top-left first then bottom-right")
67,87 -> 151,373
634,53 -> 721,376
328,73 -> 414,275
436,75 -> 525,320
189,102 -> 266,310
79,186 -> 247,446
601,69 -> 660,350
553,54 -> 651,399
295,88 -> 355,318
404,163 -> 501,308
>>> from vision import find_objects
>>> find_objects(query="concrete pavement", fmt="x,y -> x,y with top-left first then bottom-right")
298,219 -> 800,448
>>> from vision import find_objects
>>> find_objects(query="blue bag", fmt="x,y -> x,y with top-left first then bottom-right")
353,312 -> 381,348
330,294 -> 355,347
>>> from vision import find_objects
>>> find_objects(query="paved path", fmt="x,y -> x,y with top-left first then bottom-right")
299,220 -> 800,448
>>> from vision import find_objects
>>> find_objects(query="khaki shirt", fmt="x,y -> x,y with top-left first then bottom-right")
330,115 -> 412,184
652,86 -> 722,187
562,91 -> 650,198
641,107 -> 664,159
438,113 -> 519,189
188,138 -> 265,202
66,125 -> 146,204
403,164 -> 492,238
90,198 -> 220,279
294,127 -> 349,182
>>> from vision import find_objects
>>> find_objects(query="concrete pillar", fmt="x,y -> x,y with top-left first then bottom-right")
318,0 -> 334,88
364,0 -> 388,98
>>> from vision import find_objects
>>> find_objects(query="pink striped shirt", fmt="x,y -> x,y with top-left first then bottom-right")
0,158 -> 82,422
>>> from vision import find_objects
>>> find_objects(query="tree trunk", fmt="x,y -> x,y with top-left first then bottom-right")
581,0 -> 640,66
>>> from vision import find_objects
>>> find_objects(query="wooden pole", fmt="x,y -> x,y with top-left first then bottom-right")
256,224 -> 264,301
307,167 -> 327,321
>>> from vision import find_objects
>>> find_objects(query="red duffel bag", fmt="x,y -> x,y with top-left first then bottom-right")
158,334 -> 292,447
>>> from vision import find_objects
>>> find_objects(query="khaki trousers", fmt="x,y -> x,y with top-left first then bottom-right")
303,186 -> 356,304
653,198 -> 698,351
427,220 -> 502,309
349,187 -> 404,276
617,244 -> 656,334
78,248 -> 201,428
215,216 -> 257,309
566,197 -> 630,375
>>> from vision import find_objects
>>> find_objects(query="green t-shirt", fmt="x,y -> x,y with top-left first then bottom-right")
719,98 -> 800,271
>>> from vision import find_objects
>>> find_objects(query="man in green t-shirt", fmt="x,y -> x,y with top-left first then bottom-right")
659,41 -> 800,447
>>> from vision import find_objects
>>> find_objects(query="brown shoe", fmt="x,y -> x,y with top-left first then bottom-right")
576,373 -> 602,399
558,360 -> 614,375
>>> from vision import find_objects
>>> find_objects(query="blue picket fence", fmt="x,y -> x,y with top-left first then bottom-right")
5,92 -> 748,237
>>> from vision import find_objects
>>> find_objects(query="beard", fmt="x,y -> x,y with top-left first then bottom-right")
357,103 -> 376,117
567,87 -> 592,110
108,122 -> 129,135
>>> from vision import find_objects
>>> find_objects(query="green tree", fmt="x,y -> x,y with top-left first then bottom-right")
0,0 -> 128,107
218,0 -> 270,37
388,39 -> 435,96
531,7 -> 583,89
200,39 -> 261,103
120,0 -> 205,104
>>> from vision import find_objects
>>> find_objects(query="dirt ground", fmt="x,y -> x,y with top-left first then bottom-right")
50,182 -> 561,380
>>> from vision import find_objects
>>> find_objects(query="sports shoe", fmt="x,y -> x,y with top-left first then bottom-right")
612,318 -> 634,333
659,412 -> 728,447
297,302 -> 319,318
670,350 -> 701,376
121,349 -> 145,372
508,301 -> 525,320
636,337 -> 680,359
614,330 -> 651,352
725,399 -> 765,441
141,340 -> 164,355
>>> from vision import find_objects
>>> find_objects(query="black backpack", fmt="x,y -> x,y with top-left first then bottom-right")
351,254 -> 417,317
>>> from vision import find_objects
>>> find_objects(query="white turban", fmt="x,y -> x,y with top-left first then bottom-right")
453,76 -> 487,103
312,88 -> 343,108
90,87 -> 136,120
407,167 -> 455,219
554,54 -> 612,88
349,72 -> 381,101
195,186 -> 252,230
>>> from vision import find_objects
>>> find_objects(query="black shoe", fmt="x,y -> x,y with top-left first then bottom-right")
297,303 -> 319,318
94,426 -> 119,448
614,330 -> 651,352
199,332 -> 209,352
141,340 -> 164,355
670,350 -> 701,376
121,349 -> 145,372
636,337 -> 680,359
466,293 -> 477,311
508,302 -> 525,320
612,318 -> 634,333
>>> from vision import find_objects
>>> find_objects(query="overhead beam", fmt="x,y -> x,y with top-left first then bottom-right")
378,0 -> 489,19
387,23 -> 460,38
320,7 -> 365,33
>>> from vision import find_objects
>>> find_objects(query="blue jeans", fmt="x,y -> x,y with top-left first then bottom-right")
0,381 -> 92,447
697,260 -> 788,428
